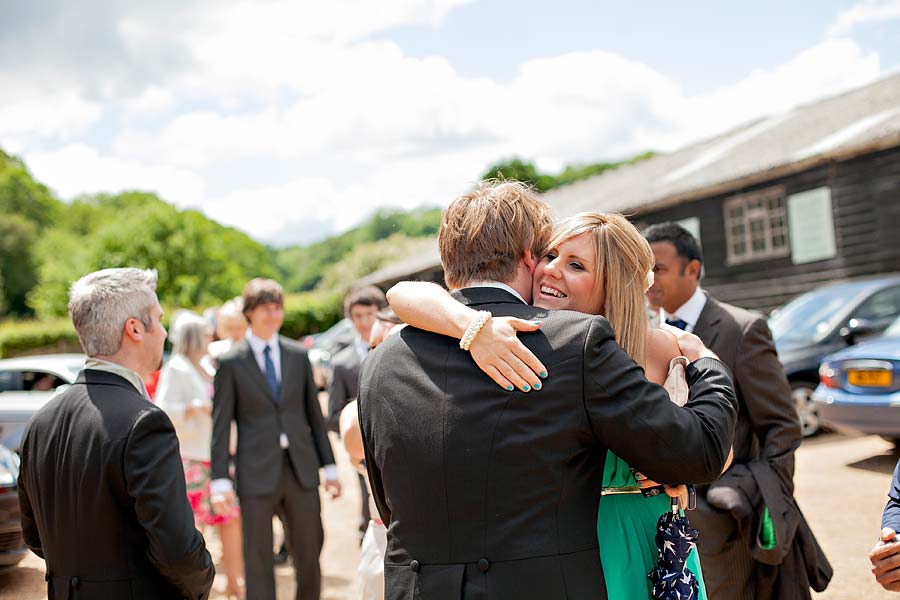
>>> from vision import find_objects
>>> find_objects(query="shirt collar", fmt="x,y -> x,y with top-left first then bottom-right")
84,357 -> 149,398
466,281 -> 527,304
246,330 -> 279,354
662,286 -> 707,328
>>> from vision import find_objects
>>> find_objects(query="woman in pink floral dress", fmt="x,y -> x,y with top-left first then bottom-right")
157,312 -> 245,599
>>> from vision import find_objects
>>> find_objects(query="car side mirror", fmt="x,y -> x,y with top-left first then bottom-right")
839,318 -> 879,344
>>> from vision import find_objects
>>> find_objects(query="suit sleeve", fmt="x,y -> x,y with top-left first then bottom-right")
327,364 -> 350,434
302,350 -> 336,467
358,384 -> 391,525
882,458 -> 900,531
735,316 -> 802,492
583,316 -> 737,484
125,409 -> 215,598
211,359 -> 237,482
16,435 -> 43,559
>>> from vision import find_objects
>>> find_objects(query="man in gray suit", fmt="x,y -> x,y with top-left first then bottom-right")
327,286 -> 387,540
211,278 -> 341,600
645,222 -> 829,598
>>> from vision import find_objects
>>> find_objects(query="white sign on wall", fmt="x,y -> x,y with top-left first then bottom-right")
675,217 -> 702,248
788,187 -> 836,264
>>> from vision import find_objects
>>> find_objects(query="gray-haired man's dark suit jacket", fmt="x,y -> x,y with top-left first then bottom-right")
359,287 -> 738,600
19,369 -> 215,600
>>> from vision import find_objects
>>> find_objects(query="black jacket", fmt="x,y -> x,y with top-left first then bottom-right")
359,287 -> 738,600
18,369 -> 215,600
211,336 -> 335,497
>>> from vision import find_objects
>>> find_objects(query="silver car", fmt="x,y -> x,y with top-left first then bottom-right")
0,354 -> 85,451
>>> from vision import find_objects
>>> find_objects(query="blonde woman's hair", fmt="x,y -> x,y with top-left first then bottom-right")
549,212 -> 655,368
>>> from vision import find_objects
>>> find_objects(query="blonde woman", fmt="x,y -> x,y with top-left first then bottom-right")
388,212 -> 716,599
156,312 -> 245,600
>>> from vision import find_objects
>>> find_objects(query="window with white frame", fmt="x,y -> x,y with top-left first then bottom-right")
724,186 -> 790,264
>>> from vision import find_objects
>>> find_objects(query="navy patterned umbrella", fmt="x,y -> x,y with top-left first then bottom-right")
648,497 -> 700,600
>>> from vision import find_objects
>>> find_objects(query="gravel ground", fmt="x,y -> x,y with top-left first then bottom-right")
1,430 -> 897,600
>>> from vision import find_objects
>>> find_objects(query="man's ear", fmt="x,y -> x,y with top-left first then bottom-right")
122,318 -> 143,343
522,249 -> 536,274
686,259 -> 702,280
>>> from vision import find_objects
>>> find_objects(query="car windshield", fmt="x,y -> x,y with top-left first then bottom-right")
769,281 -> 873,344
884,315 -> 900,338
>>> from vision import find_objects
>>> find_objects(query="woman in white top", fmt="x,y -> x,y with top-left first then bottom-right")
157,312 -> 245,600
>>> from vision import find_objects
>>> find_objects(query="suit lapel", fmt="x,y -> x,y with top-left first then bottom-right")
693,293 -> 723,349
237,340 -> 277,403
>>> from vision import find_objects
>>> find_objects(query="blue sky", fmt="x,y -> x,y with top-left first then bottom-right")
1,0 -> 897,246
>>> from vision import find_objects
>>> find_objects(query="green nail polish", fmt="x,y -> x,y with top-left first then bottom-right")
522,384 -> 530,392
533,382 -> 541,390
533,321 -> 542,325
539,370 -> 547,378
506,385 -> 514,391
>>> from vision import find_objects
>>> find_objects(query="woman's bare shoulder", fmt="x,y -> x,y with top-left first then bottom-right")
647,327 -> 681,365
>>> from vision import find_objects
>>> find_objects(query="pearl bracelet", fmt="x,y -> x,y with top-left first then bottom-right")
460,310 -> 492,351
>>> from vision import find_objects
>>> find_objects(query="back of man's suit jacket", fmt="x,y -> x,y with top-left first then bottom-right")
359,287 -> 737,600
18,369 -> 214,600
211,336 -> 335,497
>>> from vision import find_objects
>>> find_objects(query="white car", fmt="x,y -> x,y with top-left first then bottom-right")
0,354 -> 85,451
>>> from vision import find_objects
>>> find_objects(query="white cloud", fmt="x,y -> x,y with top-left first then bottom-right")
25,144 -> 207,207
828,0 -> 900,36
0,84 -> 102,139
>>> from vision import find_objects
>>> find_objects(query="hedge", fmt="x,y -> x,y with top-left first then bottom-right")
0,319 -> 81,358
0,291 -> 344,358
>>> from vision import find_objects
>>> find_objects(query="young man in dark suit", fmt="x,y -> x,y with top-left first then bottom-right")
211,278 -> 341,600
359,181 -> 739,600
18,268 -> 215,600
645,222 -> 829,598
327,285 -> 387,540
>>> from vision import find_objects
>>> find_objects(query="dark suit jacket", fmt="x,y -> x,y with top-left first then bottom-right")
327,344 -> 363,433
211,336 -> 335,497
18,369 -> 215,600
884,458 -> 900,531
359,287 -> 738,600
690,294 -> 827,596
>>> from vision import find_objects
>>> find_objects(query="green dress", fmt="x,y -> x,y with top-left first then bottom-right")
597,450 -> 707,599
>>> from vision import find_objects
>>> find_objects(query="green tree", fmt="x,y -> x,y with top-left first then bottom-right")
481,158 -> 555,192
0,215 -> 39,315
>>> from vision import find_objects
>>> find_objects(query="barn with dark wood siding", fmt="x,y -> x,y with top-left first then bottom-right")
359,73 -> 900,313
542,73 -> 900,313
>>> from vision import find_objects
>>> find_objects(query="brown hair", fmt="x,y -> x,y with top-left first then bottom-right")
439,180 -> 553,289
550,212 -> 655,368
344,285 -> 387,316
242,278 -> 284,317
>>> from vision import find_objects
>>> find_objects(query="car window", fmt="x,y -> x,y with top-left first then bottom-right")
884,315 -> 900,337
769,282 -> 871,343
0,370 -> 66,392
850,285 -> 900,324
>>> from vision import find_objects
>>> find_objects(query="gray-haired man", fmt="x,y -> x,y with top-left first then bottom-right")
18,268 -> 215,600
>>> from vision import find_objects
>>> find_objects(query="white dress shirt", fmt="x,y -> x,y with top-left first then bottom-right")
660,287 -> 708,333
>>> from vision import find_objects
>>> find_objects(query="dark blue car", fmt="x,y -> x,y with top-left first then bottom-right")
813,315 -> 900,443
769,274 -> 900,437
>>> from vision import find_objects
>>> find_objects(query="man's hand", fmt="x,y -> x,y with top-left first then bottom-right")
469,317 -> 547,393
661,324 -> 719,362
870,527 -> 900,592
324,478 -> 342,500
210,489 -> 235,516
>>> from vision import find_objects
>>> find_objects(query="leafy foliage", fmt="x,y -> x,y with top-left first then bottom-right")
481,151 -> 657,193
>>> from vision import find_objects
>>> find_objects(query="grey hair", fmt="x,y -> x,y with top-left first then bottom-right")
170,311 -> 213,358
68,268 -> 159,357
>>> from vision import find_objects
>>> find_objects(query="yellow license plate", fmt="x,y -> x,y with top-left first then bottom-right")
847,370 -> 892,387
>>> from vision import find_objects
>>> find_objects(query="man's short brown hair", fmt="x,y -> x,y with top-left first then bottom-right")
344,285 -> 387,316
439,180 -> 553,289
242,278 -> 284,317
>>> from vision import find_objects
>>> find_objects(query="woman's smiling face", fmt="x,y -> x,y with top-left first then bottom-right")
532,231 -> 605,315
